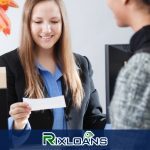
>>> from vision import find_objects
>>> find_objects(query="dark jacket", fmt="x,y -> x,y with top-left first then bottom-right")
0,49 -> 106,129
110,25 -> 150,129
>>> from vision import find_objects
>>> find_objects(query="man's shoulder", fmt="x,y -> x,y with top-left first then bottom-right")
127,52 -> 150,71
117,52 -> 150,86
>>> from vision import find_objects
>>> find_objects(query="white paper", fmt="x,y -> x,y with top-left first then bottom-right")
23,96 -> 66,111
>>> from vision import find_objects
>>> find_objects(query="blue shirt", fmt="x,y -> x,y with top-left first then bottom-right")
37,63 -> 67,130
8,64 -> 67,130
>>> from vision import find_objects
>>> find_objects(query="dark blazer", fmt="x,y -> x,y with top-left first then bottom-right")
0,49 -> 106,129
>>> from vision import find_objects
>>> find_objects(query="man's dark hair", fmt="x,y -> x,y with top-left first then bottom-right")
143,0 -> 150,4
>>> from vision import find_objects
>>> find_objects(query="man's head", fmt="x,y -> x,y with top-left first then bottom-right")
107,0 -> 150,31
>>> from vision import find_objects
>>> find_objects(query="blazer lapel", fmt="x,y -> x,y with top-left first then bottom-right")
61,77 -> 72,114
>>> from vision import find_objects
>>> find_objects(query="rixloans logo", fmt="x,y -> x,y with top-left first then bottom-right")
42,131 -> 108,146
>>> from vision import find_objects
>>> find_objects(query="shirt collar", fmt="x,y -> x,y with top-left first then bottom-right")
36,63 -> 63,80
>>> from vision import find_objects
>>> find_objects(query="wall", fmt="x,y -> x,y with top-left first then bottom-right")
0,0 -> 133,113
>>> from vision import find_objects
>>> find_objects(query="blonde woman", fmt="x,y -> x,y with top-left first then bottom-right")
0,0 -> 106,130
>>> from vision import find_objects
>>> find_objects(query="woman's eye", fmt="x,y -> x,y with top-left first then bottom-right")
34,21 -> 42,24
51,21 -> 59,24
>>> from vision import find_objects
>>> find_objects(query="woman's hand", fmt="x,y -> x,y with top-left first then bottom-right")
9,102 -> 31,130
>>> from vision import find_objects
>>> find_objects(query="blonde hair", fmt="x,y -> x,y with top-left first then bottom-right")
19,0 -> 84,108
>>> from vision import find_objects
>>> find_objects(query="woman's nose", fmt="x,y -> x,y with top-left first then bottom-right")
42,24 -> 51,33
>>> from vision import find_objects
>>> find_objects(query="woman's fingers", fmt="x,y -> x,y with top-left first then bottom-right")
9,102 -> 31,129
10,102 -> 30,110
9,106 -> 31,116
12,112 -> 31,120
9,102 -> 31,121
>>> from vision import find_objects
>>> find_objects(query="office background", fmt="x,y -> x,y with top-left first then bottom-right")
0,0 -> 133,113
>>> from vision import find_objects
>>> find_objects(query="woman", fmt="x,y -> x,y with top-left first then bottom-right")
107,0 -> 150,128
0,0 -> 106,130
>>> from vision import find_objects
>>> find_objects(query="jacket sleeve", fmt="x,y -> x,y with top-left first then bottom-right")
8,117 -> 31,147
83,56 -> 106,129
110,53 -> 150,129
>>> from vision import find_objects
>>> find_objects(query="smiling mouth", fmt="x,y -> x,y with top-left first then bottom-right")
40,35 -> 54,40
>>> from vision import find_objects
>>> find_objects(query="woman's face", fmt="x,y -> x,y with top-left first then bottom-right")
30,0 -> 62,52
107,0 -> 128,27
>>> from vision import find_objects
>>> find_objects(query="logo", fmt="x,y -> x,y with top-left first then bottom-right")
42,131 -> 108,146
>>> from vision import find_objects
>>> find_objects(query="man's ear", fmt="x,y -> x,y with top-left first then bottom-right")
122,0 -> 130,5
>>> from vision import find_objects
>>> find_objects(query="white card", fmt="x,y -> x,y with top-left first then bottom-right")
23,96 -> 66,111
